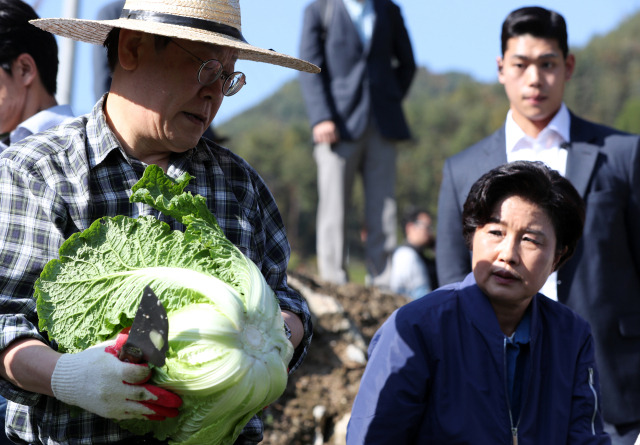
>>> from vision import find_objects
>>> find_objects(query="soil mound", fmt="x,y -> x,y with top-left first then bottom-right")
262,271 -> 409,444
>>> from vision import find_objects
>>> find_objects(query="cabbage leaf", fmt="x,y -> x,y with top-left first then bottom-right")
34,165 -> 294,444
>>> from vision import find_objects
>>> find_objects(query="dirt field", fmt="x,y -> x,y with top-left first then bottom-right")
261,271 -> 409,445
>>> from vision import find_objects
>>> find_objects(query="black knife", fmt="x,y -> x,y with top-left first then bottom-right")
118,285 -> 169,367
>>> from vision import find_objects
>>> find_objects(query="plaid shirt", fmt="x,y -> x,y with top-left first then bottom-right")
0,97 -> 312,444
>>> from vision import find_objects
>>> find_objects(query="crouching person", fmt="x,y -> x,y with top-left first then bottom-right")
347,161 -> 610,444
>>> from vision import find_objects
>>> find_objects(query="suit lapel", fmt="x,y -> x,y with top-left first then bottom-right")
364,0 -> 379,56
485,126 -> 508,167
565,114 -> 599,198
565,143 -> 598,198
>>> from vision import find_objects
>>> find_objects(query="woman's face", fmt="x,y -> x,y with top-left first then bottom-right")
472,195 -> 560,309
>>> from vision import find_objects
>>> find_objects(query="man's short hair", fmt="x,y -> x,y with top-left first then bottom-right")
462,161 -> 584,271
0,0 -> 59,95
501,6 -> 569,59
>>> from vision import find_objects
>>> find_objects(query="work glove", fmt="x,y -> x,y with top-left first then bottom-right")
51,328 -> 182,421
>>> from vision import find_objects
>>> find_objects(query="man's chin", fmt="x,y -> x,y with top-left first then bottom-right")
171,141 -> 200,152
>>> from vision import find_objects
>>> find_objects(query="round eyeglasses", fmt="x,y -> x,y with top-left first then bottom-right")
170,39 -> 247,97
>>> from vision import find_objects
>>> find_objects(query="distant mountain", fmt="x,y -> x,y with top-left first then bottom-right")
219,11 -> 640,261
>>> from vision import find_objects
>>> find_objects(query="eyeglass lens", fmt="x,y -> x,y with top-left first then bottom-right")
222,72 -> 246,96
198,60 -> 246,96
198,60 -> 223,85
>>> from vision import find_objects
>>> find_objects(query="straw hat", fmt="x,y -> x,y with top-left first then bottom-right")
30,0 -> 320,74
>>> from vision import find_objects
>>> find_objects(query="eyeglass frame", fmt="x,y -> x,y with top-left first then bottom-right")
169,39 -> 246,97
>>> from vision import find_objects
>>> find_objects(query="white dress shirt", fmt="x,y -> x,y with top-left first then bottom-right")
504,103 -> 571,300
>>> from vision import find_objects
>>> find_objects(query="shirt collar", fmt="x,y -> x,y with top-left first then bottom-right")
459,273 -> 535,343
344,0 -> 369,11
87,94 -> 199,171
86,94 -> 133,169
343,0 -> 375,44
9,104 -> 74,145
506,307 -> 531,346
505,103 -> 570,154
0,133 -> 9,151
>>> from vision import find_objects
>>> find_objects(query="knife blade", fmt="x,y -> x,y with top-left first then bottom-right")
118,285 -> 169,367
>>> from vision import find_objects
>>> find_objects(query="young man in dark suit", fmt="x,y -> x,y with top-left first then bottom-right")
436,6 -> 640,444
298,0 -> 416,287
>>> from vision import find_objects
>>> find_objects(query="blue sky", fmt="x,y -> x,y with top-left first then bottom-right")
27,0 -> 640,124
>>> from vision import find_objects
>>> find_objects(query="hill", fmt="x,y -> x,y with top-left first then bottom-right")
219,11 -> 640,267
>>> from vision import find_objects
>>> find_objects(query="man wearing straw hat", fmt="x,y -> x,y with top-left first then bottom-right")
0,1 -> 319,443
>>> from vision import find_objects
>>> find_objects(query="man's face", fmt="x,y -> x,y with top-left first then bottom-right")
124,35 -> 238,154
497,34 -> 575,135
0,61 -> 28,134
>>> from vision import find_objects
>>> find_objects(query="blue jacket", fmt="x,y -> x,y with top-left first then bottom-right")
435,114 -> 640,424
347,274 -> 610,444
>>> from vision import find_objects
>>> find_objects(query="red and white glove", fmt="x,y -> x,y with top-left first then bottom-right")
51,329 -> 182,421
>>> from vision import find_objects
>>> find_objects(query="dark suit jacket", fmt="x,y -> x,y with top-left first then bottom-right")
298,0 -> 416,141
436,112 -> 640,425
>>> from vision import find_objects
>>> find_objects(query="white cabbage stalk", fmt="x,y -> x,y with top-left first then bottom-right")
35,165 -> 296,445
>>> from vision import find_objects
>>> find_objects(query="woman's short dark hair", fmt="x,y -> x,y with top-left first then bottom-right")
462,161 -> 584,270
0,0 -> 58,95
501,6 -> 569,59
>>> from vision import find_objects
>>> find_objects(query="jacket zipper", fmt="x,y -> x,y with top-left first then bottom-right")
503,338 -> 519,445
588,367 -> 598,435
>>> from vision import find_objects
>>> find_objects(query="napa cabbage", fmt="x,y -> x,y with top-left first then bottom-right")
34,165 -> 294,445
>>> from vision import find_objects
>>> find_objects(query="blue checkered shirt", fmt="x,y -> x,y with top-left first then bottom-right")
0,97 -> 312,444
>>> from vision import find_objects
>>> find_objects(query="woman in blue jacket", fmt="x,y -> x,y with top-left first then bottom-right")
347,161 -> 610,444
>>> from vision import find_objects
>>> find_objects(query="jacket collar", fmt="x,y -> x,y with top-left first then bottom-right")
458,273 -> 540,343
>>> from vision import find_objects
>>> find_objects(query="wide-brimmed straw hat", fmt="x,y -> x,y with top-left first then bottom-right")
30,0 -> 320,74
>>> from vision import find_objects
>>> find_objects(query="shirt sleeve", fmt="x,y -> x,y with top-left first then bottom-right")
567,327 -> 611,444
252,169 -> 312,374
0,156 -> 64,405
298,2 -> 334,128
347,308 -> 430,444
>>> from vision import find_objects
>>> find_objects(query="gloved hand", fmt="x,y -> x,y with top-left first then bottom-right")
51,328 -> 182,421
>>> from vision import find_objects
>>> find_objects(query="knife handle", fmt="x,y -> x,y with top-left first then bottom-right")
118,344 -> 144,364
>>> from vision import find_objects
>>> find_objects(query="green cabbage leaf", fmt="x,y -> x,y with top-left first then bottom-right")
34,165 -> 294,444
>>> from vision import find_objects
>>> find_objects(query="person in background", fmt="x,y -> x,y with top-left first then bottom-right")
0,0 -> 318,443
435,7 -> 640,443
348,161 -> 610,444
389,207 -> 437,299
0,0 -> 73,152
299,0 -> 416,288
